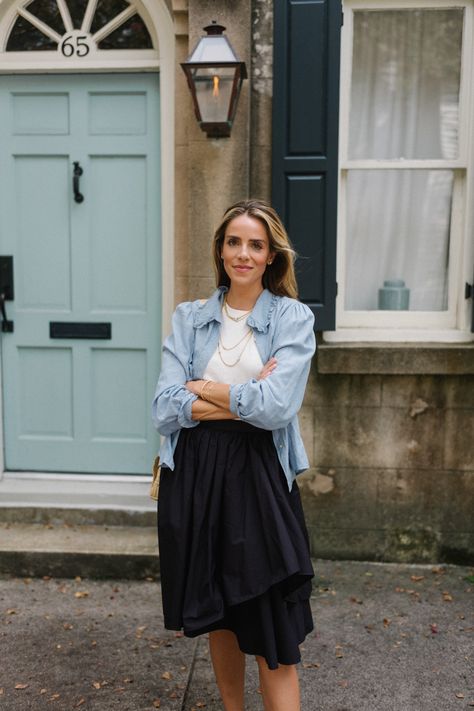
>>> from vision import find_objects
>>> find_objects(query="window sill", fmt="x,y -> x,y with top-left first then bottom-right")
316,341 -> 474,375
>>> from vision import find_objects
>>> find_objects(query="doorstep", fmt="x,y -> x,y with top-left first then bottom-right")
0,521 -> 159,580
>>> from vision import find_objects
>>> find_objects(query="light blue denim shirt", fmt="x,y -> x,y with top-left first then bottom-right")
151,287 -> 316,491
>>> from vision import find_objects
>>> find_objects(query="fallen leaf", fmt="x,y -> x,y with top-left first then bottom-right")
123,678 -> 134,684
455,692 -> 465,699
91,640 -> 97,647
50,693 -> 60,700
15,684 -> 29,690
0,688 -> 4,695
92,681 -> 101,689
338,680 -> 349,688
383,618 -> 391,627
443,592 -> 453,602
302,662 -> 320,668
431,566 -> 445,575
40,689 -> 47,694
153,701 -> 161,709
196,703 -> 206,708
43,576 -> 52,581
430,624 -> 438,634
410,575 -> 425,582
75,576 -> 82,582
6,609 -> 17,615
161,671 -> 172,680
74,591 -> 89,599
76,699 -> 85,707
350,596 -> 363,604
63,623 -> 73,630
168,691 -> 178,699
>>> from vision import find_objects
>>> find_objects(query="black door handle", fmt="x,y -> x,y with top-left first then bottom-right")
0,292 -> 13,333
0,256 -> 14,333
73,161 -> 84,203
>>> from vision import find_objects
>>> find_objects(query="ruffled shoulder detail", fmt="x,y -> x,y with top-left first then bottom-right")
247,290 -> 280,333
192,287 -> 226,328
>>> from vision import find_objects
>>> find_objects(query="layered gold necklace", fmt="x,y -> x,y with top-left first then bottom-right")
218,296 -> 253,367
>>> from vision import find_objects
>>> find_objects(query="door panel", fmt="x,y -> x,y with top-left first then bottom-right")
0,74 -> 161,474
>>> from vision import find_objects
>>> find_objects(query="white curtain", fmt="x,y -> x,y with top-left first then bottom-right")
345,9 -> 463,311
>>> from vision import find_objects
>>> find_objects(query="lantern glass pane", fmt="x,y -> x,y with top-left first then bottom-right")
193,67 -> 235,123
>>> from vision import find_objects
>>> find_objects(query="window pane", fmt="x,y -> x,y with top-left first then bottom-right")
345,170 -> 452,311
98,13 -> 152,49
350,9 -> 463,160
26,0 -> 65,35
90,0 -> 129,34
67,0 -> 88,29
6,15 -> 57,50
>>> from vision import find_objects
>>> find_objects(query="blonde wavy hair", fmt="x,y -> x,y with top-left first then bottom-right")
212,199 -> 298,299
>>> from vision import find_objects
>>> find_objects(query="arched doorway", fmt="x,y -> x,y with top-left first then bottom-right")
0,0 -> 174,477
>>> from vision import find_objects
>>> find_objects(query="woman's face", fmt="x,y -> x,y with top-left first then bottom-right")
221,214 -> 274,291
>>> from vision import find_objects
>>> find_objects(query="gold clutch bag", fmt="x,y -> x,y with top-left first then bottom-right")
150,455 -> 161,501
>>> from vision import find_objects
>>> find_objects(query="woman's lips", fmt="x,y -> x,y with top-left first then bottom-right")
233,265 -> 252,272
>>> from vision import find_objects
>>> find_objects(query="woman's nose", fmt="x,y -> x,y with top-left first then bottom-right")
238,244 -> 250,259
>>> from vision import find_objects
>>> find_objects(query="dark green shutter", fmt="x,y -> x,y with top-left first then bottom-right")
272,0 -> 342,331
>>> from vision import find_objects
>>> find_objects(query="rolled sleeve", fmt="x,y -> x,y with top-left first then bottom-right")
151,302 -> 200,436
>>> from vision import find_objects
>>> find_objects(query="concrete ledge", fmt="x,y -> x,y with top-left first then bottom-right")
0,523 -> 159,579
317,343 -> 474,374
0,507 -> 155,527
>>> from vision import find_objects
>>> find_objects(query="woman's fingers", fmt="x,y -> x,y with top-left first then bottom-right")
258,357 -> 277,380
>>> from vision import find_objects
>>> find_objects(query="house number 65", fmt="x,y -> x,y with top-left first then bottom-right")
60,33 -> 91,57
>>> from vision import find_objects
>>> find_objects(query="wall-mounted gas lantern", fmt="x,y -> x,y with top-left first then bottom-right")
181,21 -> 247,138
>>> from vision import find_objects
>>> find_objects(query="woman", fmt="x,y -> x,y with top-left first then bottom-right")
152,199 -> 316,711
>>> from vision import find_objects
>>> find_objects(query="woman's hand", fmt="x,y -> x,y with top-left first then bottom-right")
257,357 -> 277,380
185,380 -> 203,396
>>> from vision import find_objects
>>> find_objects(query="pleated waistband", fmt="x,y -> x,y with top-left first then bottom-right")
197,419 -> 268,435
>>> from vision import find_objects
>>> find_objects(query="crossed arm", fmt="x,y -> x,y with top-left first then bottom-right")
186,357 -> 277,421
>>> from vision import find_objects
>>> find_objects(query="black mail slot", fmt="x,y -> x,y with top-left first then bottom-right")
50,322 -> 112,339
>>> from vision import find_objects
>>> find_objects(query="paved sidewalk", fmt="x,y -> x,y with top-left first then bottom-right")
0,560 -> 473,711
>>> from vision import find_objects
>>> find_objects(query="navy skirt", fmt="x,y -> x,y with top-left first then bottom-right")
157,420 -> 314,670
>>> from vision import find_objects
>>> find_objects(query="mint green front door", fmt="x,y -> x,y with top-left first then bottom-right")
0,74 -> 161,474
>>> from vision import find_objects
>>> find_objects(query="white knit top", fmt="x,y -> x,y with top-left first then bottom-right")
203,304 -> 264,384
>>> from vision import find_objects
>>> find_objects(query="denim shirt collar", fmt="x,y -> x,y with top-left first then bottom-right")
193,286 -> 278,334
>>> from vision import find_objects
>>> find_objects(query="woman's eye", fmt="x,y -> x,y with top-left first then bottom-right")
252,242 -> 263,250
227,238 -> 237,246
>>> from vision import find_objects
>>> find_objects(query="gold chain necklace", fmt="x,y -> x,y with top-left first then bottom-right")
219,327 -> 253,351
217,330 -> 253,367
223,295 -> 251,322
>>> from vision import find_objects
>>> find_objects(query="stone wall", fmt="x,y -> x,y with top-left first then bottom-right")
298,347 -> 474,564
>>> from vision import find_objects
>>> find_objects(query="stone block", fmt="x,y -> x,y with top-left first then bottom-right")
250,144 -> 272,202
174,144 -> 189,278
188,276 -> 215,302
443,410 -> 474,471
299,466 -> 380,529
317,344 -> 474,375
381,374 -> 474,409
312,405 -> 445,470
311,373 -> 382,408
298,407 -> 314,467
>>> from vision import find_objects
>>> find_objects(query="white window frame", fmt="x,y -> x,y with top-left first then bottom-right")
326,0 -> 474,343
